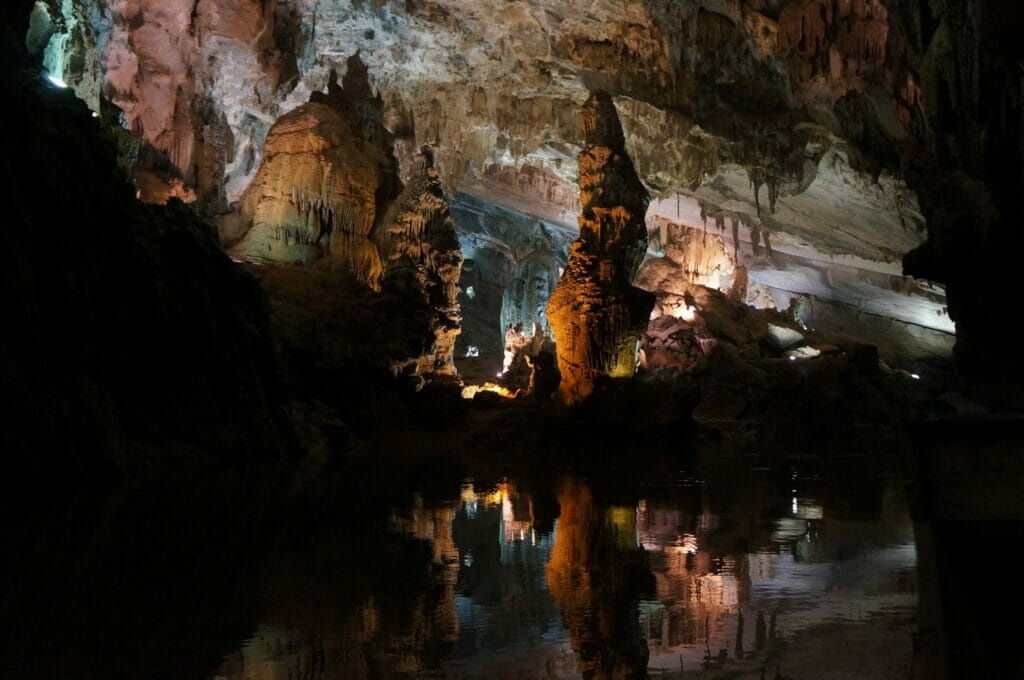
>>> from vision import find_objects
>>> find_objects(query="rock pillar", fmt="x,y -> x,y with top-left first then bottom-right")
545,91 -> 654,404
376,147 -> 463,375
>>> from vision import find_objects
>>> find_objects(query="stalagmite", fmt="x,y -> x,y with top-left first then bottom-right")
226,55 -> 399,281
545,91 -> 654,404
375,147 -> 464,375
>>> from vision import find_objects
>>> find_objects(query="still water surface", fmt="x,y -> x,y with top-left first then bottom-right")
213,455 -> 916,679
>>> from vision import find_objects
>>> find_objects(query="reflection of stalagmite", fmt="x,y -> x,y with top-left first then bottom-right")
394,498 -> 461,645
546,479 -> 650,679
218,496 -> 463,680
546,91 -> 654,403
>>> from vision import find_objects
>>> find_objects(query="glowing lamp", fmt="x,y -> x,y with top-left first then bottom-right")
45,73 -> 67,88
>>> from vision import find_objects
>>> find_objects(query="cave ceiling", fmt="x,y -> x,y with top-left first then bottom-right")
35,0 -> 951,334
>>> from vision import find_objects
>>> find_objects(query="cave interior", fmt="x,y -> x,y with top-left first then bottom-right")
2,1 -> 1024,679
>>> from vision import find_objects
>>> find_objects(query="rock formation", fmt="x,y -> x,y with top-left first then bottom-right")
246,149 -> 462,387
500,244 -> 562,338
14,0 -> 1024,394
639,315 -> 709,374
899,0 -> 1024,395
225,54 -> 461,377
226,54 -> 399,280
452,194 -> 574,360
1,2 -> 290,480
546,91 -> 655,404
376,147 -> 463,375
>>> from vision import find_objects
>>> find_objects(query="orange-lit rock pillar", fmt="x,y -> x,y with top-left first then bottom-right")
546,91 -> 654,404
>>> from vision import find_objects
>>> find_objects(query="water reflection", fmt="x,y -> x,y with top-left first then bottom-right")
638,487 -> 916,677
213,459 -> 917,679
447,482 -> 574,677
545,479 -> 651,678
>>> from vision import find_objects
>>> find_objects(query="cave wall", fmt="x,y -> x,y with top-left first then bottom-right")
451,192 -> 574,358
1,1 -> 291,482
24,0 -> 307,215
896,0 -> 1024,392
639,205 -> 954,370
21,0 -> 1024,391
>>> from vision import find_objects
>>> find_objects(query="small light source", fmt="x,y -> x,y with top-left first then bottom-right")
45,73 -> 68,88
786,346 -> 821,362
465,285 -> 476,299
910,373 -> 921,380
91,111 -> 99,118
496,372 -> 503,378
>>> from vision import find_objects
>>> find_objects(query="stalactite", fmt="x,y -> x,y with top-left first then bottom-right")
751,170 -> 764,218
778,0 -> 888,81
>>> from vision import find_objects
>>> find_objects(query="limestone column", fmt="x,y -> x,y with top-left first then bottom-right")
545,91 -> 654,404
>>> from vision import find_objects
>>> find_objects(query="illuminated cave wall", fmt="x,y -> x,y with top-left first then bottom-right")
22,0 -> 1024,386
451,192 -> 573,359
